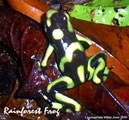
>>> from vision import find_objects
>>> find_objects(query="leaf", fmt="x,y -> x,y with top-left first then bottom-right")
0,43 -> 17,107
88,0 -> 129,7
69,0 -> 129,26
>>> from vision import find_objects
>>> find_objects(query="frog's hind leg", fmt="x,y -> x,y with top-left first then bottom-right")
44,76 -> 81,112
87,52 -> 109,84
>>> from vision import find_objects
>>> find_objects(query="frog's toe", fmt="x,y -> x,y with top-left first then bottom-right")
103,67 -> 110,81
92,76 -> 102,84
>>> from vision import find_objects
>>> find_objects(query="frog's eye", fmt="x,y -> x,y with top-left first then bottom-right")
52,29 -> 64,40
62,15 -> 67,21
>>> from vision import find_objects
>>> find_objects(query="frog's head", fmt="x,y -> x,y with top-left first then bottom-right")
41,10 -> 74,43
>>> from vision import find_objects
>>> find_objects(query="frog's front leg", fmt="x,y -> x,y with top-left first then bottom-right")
46,76 -> 81,112
41,44 -> 54,67
76,33 -> 92,49
87,52 -> 109,84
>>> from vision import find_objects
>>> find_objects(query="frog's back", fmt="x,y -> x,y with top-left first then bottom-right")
42,10 -> 81,59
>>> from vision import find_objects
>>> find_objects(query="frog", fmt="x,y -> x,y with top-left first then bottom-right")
39,9 -> 109,112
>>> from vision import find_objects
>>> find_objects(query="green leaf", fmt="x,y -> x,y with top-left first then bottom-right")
69,0 -> 129,26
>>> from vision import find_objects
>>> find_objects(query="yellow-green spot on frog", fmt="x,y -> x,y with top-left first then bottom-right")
40,9 -> 109,112
52,29 -> 64,40
64,12 -> 73,32
47,76 -> 75,93
77,65 -> 85,83
46,10 -> 57,27
65,42 -> 84,62
55,93 -> 81,112
52,102 -> 63,110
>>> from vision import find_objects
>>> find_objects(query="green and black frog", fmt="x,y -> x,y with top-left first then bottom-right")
39,9 -> 109,112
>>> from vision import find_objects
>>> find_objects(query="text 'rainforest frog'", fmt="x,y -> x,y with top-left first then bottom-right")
40,9 -> 109,112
